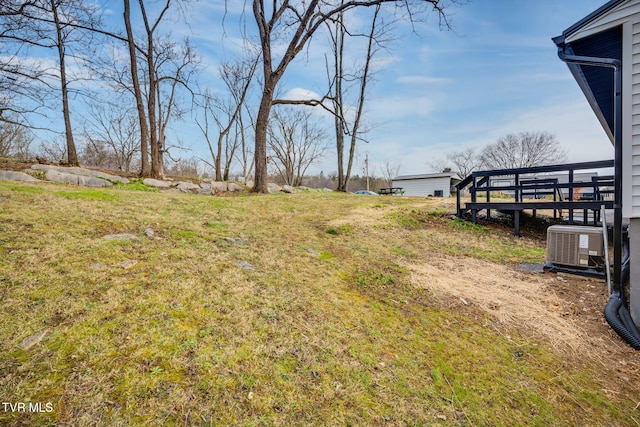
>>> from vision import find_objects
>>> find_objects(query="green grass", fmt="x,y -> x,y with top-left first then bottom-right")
0,181 -> 638,426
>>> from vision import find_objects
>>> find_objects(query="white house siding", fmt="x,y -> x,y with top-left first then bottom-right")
631,18 -> 640,218
392,177 -> 452,197
566,0 -> 640,324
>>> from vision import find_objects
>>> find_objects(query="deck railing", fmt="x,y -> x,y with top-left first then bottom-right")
455,160 -> 615,235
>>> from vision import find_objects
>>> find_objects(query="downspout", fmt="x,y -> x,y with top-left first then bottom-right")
555,38 -> 640,349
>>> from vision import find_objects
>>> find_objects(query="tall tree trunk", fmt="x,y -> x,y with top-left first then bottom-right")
123,0 -> 150,176
333,9 -> 346,191
215,133 -> 223,181
335,123 -> 345,190
147,49 -> 161,178
51,0 -> 78,166
253,88 -> 272,193
144,23 -> 161,177
138,0 -> 167,179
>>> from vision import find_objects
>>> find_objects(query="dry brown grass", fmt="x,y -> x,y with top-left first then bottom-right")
407,255 -> 590,355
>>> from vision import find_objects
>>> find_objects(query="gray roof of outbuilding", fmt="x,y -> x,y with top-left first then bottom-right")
393,172 -> 460,181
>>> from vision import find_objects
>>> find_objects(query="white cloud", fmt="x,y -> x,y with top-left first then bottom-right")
282,88 -> 322,101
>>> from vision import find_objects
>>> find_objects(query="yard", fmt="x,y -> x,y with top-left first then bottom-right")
0,179 -> 639,426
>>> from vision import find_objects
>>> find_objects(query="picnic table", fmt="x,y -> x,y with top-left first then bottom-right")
378,187 -> 404,196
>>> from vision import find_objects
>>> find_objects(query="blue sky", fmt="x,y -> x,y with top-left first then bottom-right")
38,1 -> 615,177
178,0 -> 612,177
291,0 -> 614,176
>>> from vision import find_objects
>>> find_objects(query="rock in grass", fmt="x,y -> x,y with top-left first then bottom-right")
116,260 -> 139,269
103,233 -> 137,241
235,261 -> 255,270
20,328 -> 49,351
0,170 -> 40,182
225,237 -> 249,244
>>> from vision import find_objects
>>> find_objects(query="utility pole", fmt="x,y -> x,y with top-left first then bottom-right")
365,154 -> 369,191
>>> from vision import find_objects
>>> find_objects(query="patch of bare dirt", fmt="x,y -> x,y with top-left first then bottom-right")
405,252 -> 640,404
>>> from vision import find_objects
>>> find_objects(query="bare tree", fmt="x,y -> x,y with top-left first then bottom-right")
35,136 -> 67,163
0,3 -> 49,123
49,0 -> 78,165
120,0 -> 196,178
0,0 -> 100,165
380,159 -> 401,187
480,131 -> 568,170
196,56 -> 258,181
446,147 -> 480,178
81,102 -> 140,172
267,107 -> 328,187
123,0 -> 151,175
0,117 -> 34,159
165,156 -> 200,178
249,0 -> 455,193
328,4 -> 390,192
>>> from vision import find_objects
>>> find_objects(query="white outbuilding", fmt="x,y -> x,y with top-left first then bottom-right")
391,172 -> 460,197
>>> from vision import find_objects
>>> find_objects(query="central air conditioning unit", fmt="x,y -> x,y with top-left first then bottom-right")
546,225 -> 605,269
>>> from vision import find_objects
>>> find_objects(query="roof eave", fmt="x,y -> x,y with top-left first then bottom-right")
562,0 -> 626,39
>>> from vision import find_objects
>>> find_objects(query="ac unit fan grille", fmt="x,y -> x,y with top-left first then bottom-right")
548,232 -> 577,266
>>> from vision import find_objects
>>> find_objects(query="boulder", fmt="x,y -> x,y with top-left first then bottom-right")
210,181 -> 228,192
197,188 -> 214,195
143,178 -> 172,188
197,183 -> 213,195
267,183 -> 281,194
45,169 -> 112,187
282,185 -> 294,194
31,164 -> 129,184
177,181 -> 200,193
0,170 -> 40,182
227,183 -> 243,192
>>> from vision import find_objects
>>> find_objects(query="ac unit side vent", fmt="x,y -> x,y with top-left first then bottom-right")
548,232 -> 576,266
546,225 -> 604,269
